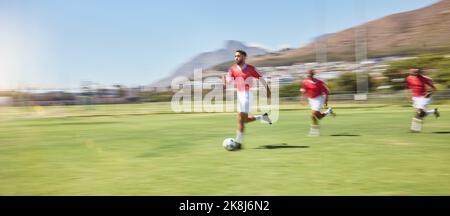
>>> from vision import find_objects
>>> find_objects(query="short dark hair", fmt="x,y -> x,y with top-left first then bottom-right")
411,66 -> 423,73
235,50 -> 247,57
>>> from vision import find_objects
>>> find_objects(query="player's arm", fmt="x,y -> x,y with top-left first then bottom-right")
259,77 -> 271,98
324,94 -> 329,108
405,79 -> 412,102
425,75 -> 437,91
223,70 -> 233,90
299,83 -> 307,106
253,68 -> 271,98
425,78 -> 437,97
323,82 -> 330,108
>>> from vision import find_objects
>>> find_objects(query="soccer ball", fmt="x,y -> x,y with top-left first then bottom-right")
223,138 -> 238,151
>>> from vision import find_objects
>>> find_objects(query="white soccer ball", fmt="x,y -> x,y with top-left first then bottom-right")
223,138 -> 238,151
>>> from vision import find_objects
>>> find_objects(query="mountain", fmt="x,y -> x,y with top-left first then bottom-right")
151,40 -> 268,87
213,0 -> 450,70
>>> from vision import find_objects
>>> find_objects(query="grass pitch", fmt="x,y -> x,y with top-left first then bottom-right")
0,103 -> 449,195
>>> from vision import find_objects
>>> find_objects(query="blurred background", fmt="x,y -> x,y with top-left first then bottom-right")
1,0 -> 449,106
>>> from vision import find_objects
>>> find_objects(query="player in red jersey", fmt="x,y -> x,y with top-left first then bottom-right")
223,50 -> 272,149
300,69 -> 336,136
406,67 -> 440,132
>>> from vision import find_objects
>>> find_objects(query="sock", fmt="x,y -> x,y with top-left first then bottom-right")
411,118 -> 423,132
425,109 -> 435,116
322,108 -> 331,116
309,125 -> 320,136
236,131 -> 244,143
254,115 -> 262,121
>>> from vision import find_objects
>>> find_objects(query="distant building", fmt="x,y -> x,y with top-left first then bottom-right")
0,97 -> 12,106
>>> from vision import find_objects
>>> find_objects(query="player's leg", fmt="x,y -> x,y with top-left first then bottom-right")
236,112 -> 245,146
235,90 -> 252,148
413,96 -> 437,118
235,91 -> 247,147
235,91 -> 271,147
310,114 -> 320,136
321,107 -> 336,117
422,97 -> 439,118
433,108 -> 440,118
309,96 -> 333,136
308,110 -> 320,136
411,97 -> 426,132
424,96 -> 439,118
240,90 -> 256,123
415,108 -> 427,119
411,96 -> 426,132
237,90 -> 271,124
411,109 -> 424,132
312,111 -> 321,124
309,96 -> 333,121
317,105 -> 335,119
245,114 -> 257,123
311,96 -> 335,120
410,94 -> 439,133
314,111 -> 325,120
236,112 -> 266,147
423,106 -> 438,118
308,97 -> 321,136
312,108 -> 335,122
246,113 -> 272,124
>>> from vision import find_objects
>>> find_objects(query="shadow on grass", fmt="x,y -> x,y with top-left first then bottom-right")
432,131 -> 450,134
255,143 -> 309,150
330,134 -> 361,137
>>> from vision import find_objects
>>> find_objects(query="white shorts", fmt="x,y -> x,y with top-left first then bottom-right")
237,91 -> 252,113
412,96 -> 431,109
308,95 -> 325,111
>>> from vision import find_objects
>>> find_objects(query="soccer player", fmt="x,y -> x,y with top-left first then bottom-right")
300,69 -> 336,136
406,67 -> 440,132
223,50 -> 272,149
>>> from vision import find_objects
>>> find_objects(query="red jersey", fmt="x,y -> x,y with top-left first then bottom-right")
227,64 -> 262,91
301,78 -> 329,98
406,75 -> 433,97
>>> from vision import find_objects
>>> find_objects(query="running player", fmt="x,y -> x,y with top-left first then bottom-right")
300,69 -> 336,136
223,50 -> 272,149
406,67 -> 440,132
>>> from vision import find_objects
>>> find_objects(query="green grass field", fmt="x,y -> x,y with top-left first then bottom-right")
0,102 -> 449,195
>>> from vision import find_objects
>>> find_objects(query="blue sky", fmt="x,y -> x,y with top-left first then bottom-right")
0,0 -> 438,89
